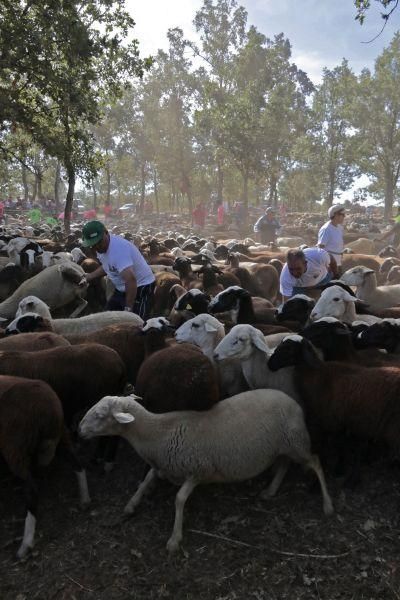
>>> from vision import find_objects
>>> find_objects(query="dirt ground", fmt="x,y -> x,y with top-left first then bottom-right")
1,440 -> 400,600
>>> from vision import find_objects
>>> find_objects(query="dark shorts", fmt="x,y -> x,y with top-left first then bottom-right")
106,282 -> 155,320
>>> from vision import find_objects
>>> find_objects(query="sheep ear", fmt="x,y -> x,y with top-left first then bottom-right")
112,412 -> 135,424
342,291 -> 358,302
251,331 -> 270,353
204,322 -> 218,332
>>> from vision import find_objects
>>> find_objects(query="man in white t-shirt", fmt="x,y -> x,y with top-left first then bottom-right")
317,205 -> 345,274
279,247 -> 335,302
82,220 -> 155,319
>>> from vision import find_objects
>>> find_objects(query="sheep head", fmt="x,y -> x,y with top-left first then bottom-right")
310,286 -> 357,322
213,324 -> 270,361
340,266 -> 375,287
268,335 -> 321,371
79,394 -> 142,439
16,295 -> 52,319
175,314 -> 225,348
6,313 -> 52,335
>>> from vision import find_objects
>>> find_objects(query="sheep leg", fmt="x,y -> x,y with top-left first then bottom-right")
68,299 -> 88,318
305,454 -> 334,516
260,456 -> 290,499
166,478 -> 197,554
17,474 -> 38,559
124,467 -> 157,515
57,430 -> 91,505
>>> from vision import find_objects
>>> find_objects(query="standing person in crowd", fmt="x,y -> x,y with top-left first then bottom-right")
192,202 -> 207,230
279,247 -> 336,302
317,204 -> 345,276
82,220 -> 155,319
0,200 -> 5,224
375,206 -> 400,247
253,207 -> 280,244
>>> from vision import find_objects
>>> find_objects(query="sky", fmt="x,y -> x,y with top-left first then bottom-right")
127,0 -> 399,83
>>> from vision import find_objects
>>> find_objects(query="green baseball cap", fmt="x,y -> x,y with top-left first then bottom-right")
82,220 -> 106,247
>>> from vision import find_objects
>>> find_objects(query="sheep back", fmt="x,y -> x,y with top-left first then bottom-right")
0,332 -> 70,352
135,343 -> 219,413
0,376 -> 63,479
0,343 -> 127,424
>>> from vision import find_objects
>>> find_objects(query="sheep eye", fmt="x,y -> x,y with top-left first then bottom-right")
191,323 -> 199,328
333,298 -> 339,302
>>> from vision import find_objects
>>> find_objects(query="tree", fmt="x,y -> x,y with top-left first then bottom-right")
297,60 -> 358,207
354,33 -> 400,218
355,0 -> 399,25
0,1 -> 151,230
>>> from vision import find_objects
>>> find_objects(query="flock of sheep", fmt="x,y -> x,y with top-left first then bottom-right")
2,220 -> 400,561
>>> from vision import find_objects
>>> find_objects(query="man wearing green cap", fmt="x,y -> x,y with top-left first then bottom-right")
82,221 -> 155,319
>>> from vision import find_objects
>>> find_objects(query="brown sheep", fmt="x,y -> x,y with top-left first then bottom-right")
135,343 -> 219,413
0,343 -> 126,426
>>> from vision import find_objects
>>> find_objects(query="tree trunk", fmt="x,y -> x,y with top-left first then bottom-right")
37,173 -> 43,202
93,181 -> 98,210
327,170 -> 335,207
54,161 -> 61,211
105,164 -> 111,205
384,169 -> 394,220
64,166 -> 75,234
217,161 -> 224,204
139,162 -> 146,215
32,176 -> 38,202
153,169 -> 159,213
242,171 -> 249,207
22,163 -> 29,201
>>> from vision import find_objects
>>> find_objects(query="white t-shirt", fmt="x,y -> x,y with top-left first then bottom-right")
280,247 -> 331,297
317,221 -> 344,265
97,234 -> 155,292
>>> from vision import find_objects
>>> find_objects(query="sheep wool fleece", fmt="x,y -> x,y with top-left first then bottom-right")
97,234 -> 155,292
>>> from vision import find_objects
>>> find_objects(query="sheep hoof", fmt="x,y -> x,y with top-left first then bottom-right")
16,542 -> 33,560
259,488 -> 275,500
123,504 -> 136,516
323,500 -> 335,517
166,537 -> 181,554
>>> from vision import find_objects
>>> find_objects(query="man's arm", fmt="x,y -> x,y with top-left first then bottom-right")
121,267 -> 138,310
85,265 -> 106,282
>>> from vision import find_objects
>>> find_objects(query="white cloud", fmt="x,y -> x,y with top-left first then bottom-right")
127,0 -> 202,56
292,51 -> 336,84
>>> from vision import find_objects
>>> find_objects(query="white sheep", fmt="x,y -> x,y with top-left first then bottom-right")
213,324 -> 299,402
14,296 -> 143,334
341,266 -> 400,310
0,263 -> 88,320
309,285 -> 381,325
79,392 -> 333,553
175,314 -> 225,361
174,314 -> 246,398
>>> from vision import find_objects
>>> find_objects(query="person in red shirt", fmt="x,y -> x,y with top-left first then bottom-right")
192,202 -> 206,230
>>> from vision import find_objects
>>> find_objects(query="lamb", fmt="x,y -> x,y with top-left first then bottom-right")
15,295 -> 143,334
309,285 -> 382,325
0,376 -> 90,558
168,288 -> 211,326
340,266 -> 400,310
0,343 -> 126,426
0,262 -> 88,320
276,294 -> 315,328
213,324 -> 299,402
79,391 -> 333,553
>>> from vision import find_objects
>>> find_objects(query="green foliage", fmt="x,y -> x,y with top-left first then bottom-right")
355,0 -> 399,25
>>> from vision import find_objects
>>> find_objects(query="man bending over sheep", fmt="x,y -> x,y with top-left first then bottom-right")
82,221 -> 155,319
280,248 -> 337,303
